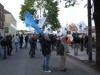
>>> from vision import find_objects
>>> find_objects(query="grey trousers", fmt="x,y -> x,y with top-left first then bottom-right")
60,55 -> 66,70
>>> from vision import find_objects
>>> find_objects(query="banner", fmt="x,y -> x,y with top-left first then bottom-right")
38,17 -> 46,28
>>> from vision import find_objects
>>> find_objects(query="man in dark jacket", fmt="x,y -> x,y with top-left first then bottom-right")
6,34 -> 13,56
41,34 -> 51,72
84,35 -> 88,54
25,34 -> 29,48
29,35 -> 37,58
19,34 -> 23,49
1,37 -> 7,59
73,34 -> 80,55
80,35 -> 84,51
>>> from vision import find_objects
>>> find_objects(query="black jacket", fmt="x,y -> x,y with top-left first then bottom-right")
42,39 -> 51,56
73,36 -> 80,44
1,38 -> 7,46
57,43 -> 64,56
25,35 -> 29,42
29,37 -> 36,47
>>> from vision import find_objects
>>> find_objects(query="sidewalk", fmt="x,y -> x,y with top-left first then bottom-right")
67,46 -> 96,63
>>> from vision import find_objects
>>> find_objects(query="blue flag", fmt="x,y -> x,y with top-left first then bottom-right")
24,11 -> 44,35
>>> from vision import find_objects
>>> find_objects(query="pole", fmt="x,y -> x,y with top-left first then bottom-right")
88,0 -> 92,62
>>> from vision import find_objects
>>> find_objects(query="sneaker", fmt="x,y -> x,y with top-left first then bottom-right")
44,70 -> 51,73
60,68 -> 67,72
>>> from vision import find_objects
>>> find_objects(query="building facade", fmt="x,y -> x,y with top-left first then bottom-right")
4,10 -> 17,35
0,3 -> 5,36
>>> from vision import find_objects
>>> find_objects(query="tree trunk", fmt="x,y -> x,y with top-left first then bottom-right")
93,0 -> 100,65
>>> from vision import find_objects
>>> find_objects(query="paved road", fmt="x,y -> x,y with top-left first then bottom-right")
0,44 -> 99,75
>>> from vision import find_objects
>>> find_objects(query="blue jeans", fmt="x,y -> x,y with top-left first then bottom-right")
1,46 -> 7,59
25,42 -> 28,48
42,54 -> 50,71
15,42 -> 18,52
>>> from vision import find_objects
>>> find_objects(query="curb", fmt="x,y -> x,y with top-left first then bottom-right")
67,54 -> 100,74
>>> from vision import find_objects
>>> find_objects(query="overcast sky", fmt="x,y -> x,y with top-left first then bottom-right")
58,0 -> 88,26
0,0 -> 88,30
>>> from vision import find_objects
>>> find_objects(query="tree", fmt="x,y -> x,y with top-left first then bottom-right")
64,0 -> 77,8
19,0 -> 61,31
19,4 -> 36,21
19,0 -> 36,21
44,0 -> 61,30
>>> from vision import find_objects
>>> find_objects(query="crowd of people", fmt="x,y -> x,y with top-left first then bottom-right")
0,33 -> 29,59
0,32 -> 95,73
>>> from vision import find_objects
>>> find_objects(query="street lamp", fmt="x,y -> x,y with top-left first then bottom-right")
88,0 -> 92,62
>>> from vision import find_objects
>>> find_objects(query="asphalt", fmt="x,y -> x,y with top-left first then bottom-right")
0,42 -> 100,75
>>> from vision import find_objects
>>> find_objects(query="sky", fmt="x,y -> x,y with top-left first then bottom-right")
0,0 -> 88,30
58,0 -> 88,26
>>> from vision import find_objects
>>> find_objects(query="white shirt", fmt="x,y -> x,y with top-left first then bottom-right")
13,35 -> 19,43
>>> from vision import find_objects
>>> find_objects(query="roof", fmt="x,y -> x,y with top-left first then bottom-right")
4,9 -> 11,14
4,9 -> 16,21
0,3 -> 4,9
0,3 -> 3,7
